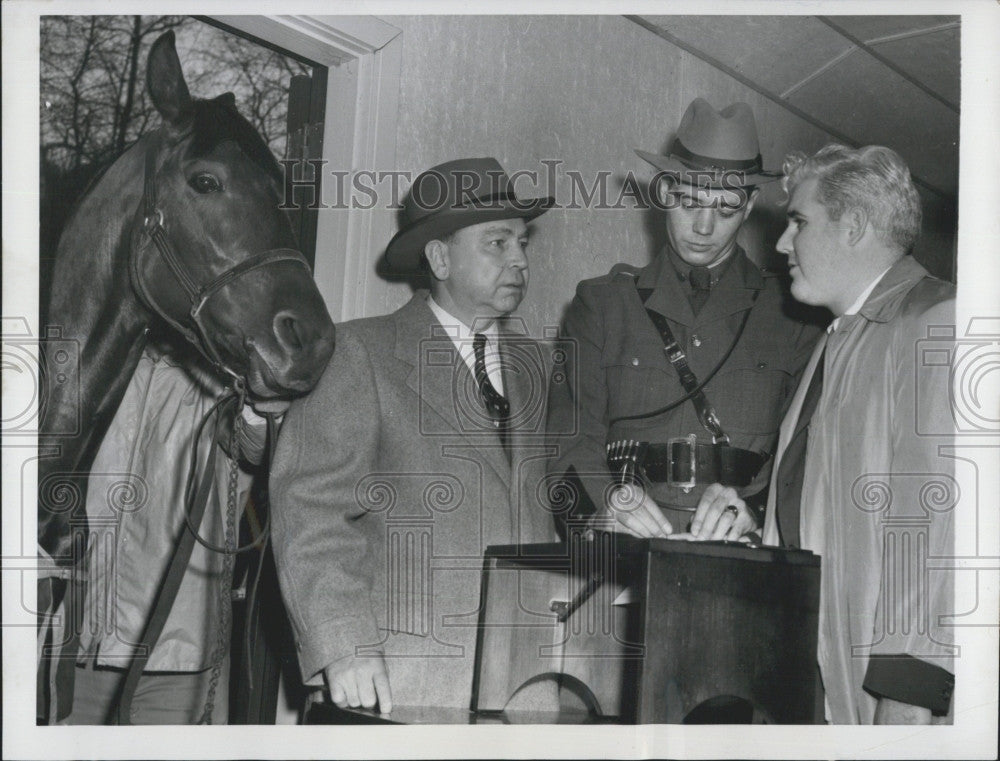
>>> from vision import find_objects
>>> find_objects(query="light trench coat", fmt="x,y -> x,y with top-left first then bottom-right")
78,345 -> 261,671
763,256 -> 956,724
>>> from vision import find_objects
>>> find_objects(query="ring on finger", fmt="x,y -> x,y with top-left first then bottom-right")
724,504 -> 740,518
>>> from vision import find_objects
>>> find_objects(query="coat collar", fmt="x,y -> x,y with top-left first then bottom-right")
392,292 -> 437,368
855,255 -> 932,325
394,292 -> 512,484
637,245 -> 764,326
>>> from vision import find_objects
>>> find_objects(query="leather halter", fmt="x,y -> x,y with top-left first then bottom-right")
129,133 -> 312,382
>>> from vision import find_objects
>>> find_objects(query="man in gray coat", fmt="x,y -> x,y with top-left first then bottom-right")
270,158 -> 557,715
763,144 -> 955,723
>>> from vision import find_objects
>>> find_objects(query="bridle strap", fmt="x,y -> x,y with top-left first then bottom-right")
143,143 -> 200,300
191,249 -> 310,319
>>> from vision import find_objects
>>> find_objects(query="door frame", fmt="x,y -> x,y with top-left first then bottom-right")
211,15 -> 403,322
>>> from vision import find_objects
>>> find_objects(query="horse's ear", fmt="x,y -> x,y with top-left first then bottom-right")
146,31 -> 193,128
215,92 -> 237,111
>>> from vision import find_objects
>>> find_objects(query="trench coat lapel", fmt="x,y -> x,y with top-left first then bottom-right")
397,293 -> 511,487
761,334 -> 828,547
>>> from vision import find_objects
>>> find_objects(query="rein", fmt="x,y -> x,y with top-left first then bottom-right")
115,382 -> 279,724
129,133 -> 312,383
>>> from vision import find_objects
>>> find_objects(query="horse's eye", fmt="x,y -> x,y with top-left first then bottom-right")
189,173 -> 222,193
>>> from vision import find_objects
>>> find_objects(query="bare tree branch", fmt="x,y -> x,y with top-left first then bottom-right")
41,12 -> 316,250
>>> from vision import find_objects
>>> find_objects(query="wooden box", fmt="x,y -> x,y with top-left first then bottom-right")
471,532 -> 823,724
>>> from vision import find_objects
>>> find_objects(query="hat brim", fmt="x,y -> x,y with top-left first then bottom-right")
634,148 -> 782,187
382,197 -> 554,273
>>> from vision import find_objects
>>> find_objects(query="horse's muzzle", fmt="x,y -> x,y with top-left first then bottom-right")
246,313 -> 335,398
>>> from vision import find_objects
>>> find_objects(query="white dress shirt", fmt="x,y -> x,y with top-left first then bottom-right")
427,295 -> 505,394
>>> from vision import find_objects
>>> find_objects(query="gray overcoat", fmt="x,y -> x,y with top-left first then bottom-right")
270,293 -> 557,710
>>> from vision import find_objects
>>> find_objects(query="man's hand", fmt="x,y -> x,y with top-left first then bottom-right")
600,483 -> 673,538
873,696 -> 932,724
324,654 -> 393,714
668,483 -> 757,542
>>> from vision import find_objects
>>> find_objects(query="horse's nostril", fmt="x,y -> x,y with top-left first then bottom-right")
273,311 -> 306,353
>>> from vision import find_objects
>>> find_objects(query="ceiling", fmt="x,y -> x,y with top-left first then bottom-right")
630,15 -> 960,200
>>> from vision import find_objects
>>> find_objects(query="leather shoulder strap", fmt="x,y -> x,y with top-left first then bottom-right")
637,284 -> 730,443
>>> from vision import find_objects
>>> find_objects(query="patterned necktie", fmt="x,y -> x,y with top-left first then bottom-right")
473,333 -> 511,459
689,265 -> 712,314
775,349 -> 826,547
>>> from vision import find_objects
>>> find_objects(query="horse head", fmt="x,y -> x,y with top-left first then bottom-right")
37,32 -> 340,723
128,31 -> 335,399
40,31 -> 335,563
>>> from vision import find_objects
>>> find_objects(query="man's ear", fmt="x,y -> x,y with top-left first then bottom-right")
845,206 -> 869,246
742,187 -> 760,219
656,178 -> 672,208
424,240 -> 449,281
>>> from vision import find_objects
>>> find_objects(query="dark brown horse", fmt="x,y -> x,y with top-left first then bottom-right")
37,31 -> 335,721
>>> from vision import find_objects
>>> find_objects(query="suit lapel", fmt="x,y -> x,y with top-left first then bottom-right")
397,293 -> 511,486
785,336 -> 828,448
796,337 -> 828,555
499,333 -> 534,455
791,334 -> 828,440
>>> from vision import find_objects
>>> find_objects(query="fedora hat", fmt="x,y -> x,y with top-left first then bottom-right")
635,98 -> 781,187
383,157 -> 554,272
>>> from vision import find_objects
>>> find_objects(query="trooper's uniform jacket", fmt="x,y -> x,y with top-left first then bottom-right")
546,246 -> 821,530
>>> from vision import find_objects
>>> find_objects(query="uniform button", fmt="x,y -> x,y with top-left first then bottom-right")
692,335 -> 702,347
631,357 -> 639,366
757,361 -> 767,369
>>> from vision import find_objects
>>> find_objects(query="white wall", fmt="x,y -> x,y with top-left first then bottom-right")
327,15 -> 957,331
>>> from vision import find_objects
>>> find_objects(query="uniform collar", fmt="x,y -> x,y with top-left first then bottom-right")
635,245 -> 764,326
640,244 -> 764,292
663,242 -> 738,289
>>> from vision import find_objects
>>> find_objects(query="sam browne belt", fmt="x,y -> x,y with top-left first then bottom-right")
605,277 -> 769,490
607,436 -> 768,491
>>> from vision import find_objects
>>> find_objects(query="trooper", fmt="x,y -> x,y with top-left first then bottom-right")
547,97 -> 821,540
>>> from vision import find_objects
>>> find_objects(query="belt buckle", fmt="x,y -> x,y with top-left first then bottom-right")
666,433 -> 698,492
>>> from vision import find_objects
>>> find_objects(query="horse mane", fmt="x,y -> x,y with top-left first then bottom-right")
46,134 -> 151,330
